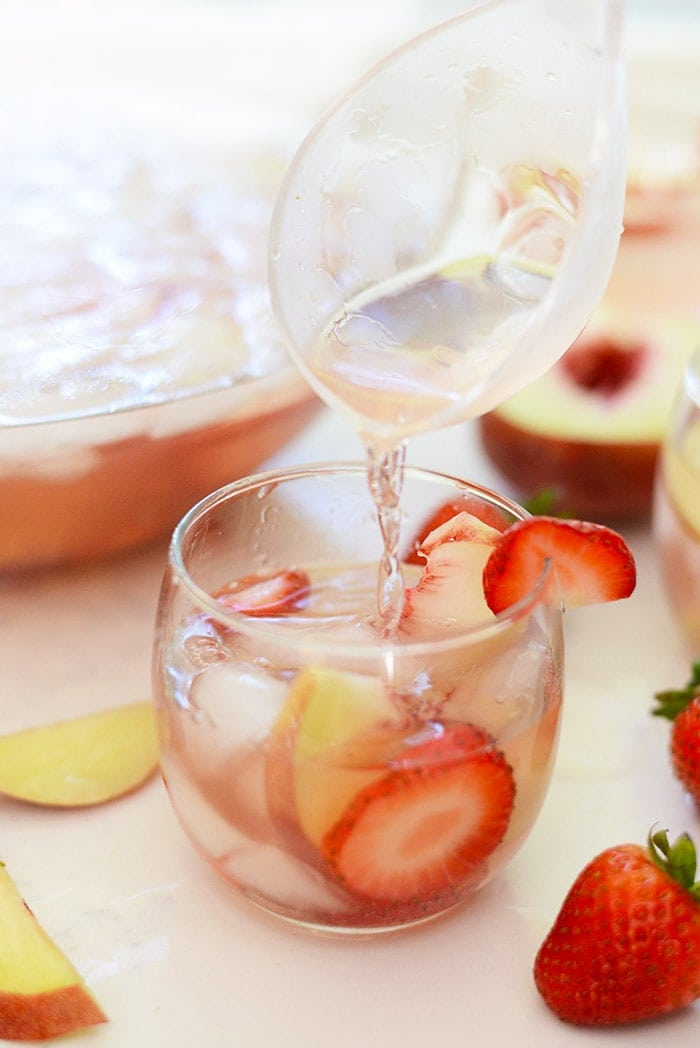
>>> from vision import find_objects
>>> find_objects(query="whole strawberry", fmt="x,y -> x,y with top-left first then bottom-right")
653,660 -> 700,805
534,829 -> 700,1025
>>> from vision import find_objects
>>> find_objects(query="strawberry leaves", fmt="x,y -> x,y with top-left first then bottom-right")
652,658 -> 700,721
648,828 -> 700,901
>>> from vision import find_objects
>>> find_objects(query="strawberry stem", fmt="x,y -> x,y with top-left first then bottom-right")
652,659 -> 700,721
522,487 -> 572,518
649,828 -> 700,901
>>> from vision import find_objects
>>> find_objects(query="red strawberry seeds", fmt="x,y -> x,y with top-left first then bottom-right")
534,829 -> 700,1025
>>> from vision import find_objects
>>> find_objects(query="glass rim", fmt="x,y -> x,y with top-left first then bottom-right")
167,460 -> 556,658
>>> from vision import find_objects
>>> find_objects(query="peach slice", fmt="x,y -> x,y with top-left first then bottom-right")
394,509 -> 521,708
266,666 -> 405,852
0,862 -> 107,1040
478,313 -> 697,520
0,702 -> 158,807
399,510 -> 500,639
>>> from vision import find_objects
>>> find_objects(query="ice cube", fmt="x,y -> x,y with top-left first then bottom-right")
198,744 -> 275,844
186,660 -> 287,758
170,662 -> 287,843
443,630 -> 552,740
220,841 -> 353,915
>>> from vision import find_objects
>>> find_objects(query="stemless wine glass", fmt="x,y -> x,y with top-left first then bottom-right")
653,347 -> 700,647
152,464 -> 564,934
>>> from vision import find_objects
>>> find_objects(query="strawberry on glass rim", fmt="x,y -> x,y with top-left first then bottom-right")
482,515 -> 636,613
405,503 -> 636,620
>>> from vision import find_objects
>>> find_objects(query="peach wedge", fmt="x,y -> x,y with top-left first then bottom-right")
266,665 -> 403,851
0,702 -> 158,807
0,862 -> 107,1040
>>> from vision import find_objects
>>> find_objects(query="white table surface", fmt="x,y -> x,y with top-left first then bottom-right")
2,406 -> 698,1048
2,2 -> 699,1044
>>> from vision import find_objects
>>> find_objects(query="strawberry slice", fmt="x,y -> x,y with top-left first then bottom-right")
215,569 -> 310,617
321,723 -> 515,905
405,497 -> 511,564
482,516 -> 636,614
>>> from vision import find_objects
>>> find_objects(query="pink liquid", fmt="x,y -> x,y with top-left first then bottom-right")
154,564 -> 563,932
0,390 -> 316,572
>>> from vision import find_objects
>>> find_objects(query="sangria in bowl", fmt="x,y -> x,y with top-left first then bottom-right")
0,127 -> 317,573
152,464 -> 564,934
0,8 -> 317,573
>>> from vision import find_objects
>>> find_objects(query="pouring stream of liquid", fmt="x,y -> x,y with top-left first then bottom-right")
366,438 -> 407,634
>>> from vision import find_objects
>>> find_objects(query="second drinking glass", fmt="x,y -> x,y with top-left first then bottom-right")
654,348 -> 700,647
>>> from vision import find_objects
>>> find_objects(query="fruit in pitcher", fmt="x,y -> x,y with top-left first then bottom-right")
478,315 -> 696,519
266,665 -> 405,850
653,659 -> 700,806
322,722 -> 515,907
400,511 -> 501,637
0,703 -> 158,807
482,516 -> 636,613
0,862 -> 107,1040
534,828 -> 700,1025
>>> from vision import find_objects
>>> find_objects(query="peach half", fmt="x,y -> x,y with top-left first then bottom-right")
478,313 -> 697,521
